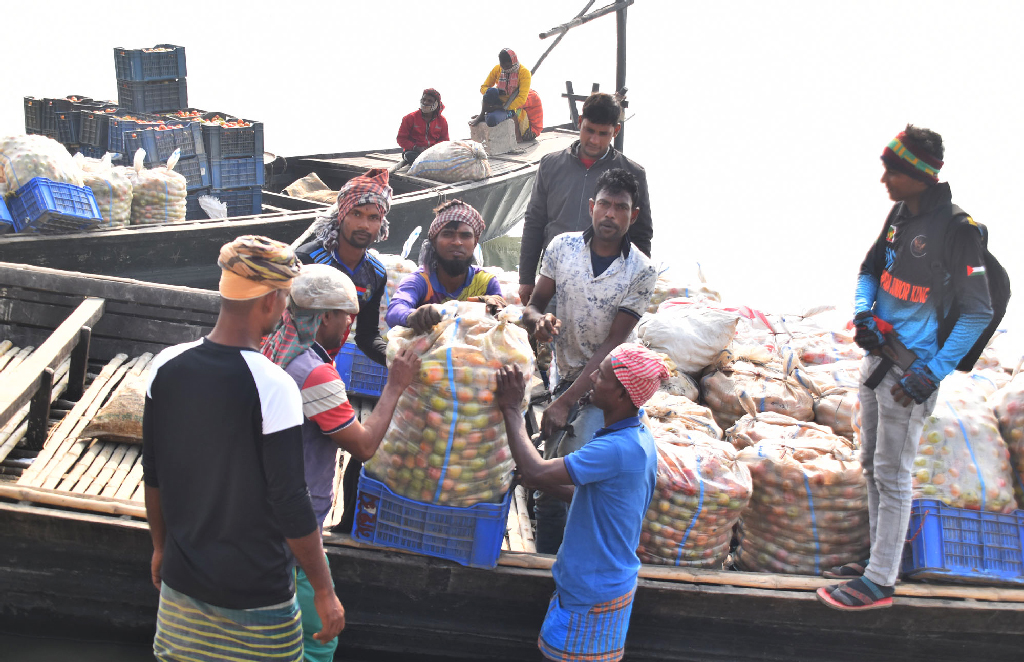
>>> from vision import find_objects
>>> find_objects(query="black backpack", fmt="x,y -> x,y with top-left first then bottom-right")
934,207 -> 1012,372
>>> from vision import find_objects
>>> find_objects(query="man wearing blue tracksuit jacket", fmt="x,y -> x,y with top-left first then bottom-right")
817,125 -> 994,611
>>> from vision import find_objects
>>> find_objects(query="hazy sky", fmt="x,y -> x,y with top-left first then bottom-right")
1,0 -> 1021,329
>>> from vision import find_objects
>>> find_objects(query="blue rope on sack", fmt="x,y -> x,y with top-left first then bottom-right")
945,398 -> 987,512
676,454 -> 704,567
433,317 -> 461,503
802,474 -> 821,575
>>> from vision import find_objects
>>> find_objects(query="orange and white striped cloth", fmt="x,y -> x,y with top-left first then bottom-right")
609,343 -> 668,408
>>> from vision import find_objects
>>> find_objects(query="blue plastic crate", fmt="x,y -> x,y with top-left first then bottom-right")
114,44 -> 187,82
122,121 -> 205,164
172,156 -> 212,191
335,343 -> 387,398
352,469 -> 512,569
24,97 -> 44,133
77,145 -> 107,159
107,110 -> 164,158
209,187 -> 262,218
0,196 -> 12,233
204,118 -> 265,160
902,499 -> 1024,586
117,78 -> 188,114
209,156 -> 264,189
6,178 -> 102,234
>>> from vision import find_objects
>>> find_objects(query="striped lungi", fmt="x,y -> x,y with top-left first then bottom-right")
537,588 -> 636,662
154,584 -> 303,661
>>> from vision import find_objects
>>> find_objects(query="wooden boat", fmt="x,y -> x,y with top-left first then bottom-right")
0,130 -> 576,290
1,261 -> 1022,661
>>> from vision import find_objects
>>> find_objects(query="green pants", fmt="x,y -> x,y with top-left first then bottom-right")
295,554 -> 338,662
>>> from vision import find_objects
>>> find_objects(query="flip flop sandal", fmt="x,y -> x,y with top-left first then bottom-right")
822,561 -> 867,579
816,582 -> 893,611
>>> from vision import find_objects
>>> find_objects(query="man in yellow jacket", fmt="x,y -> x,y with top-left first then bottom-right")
472,48 -> 532,136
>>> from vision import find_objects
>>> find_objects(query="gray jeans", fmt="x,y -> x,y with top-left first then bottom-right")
858,354 -> 938,587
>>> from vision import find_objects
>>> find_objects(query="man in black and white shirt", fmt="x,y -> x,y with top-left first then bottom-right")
143,236 -> 344,661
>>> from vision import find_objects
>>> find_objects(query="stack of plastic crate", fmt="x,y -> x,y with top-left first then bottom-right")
113,45 -> 188,115
202,112 -> 264,218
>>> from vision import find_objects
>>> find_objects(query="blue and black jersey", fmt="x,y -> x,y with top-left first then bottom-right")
296,240 -> 388,366
856,183 -> 994,379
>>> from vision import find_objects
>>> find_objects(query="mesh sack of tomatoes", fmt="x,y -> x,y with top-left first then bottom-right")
912,374 -> 1017,513
128,148 -> 186,224
645,390 -> 723,440
991,372 -> 1024,504
734,437 -> 869,575
638,434 -> 751,568
365,301 -> 534,507
701,360 -> 815,430
0,134 -> 84,197
74,152 -> 132,228
376,252 -> 418,338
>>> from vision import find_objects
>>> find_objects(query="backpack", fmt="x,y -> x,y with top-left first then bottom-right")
933,207 -> 1012,372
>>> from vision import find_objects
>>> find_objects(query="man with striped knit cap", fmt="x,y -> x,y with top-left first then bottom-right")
496,343 -> 666,662
817,125 -> 995,611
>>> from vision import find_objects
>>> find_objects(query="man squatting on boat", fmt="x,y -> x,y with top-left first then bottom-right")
817,125 -> 995,610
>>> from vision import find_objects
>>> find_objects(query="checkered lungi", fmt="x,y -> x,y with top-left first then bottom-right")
538,588 -> 636,662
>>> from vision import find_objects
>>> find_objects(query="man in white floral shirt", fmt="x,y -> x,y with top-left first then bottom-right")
522,168 -> 657,554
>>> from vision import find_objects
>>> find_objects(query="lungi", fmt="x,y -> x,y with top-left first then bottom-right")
538,588 -> 636,662
154,584 -> 303,662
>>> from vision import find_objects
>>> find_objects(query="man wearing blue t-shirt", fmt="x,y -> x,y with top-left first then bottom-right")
497,343 -> 667,662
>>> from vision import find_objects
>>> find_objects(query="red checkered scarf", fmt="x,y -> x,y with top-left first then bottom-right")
609,343 -> 669,408
313,168 -> 393,253
497,48 -> 520,95
427,199 -> 485,240
261,306 -> 324,368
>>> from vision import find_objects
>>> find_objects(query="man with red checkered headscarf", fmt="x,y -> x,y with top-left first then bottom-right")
385,199 -> 505,333
495,343 -> 665,662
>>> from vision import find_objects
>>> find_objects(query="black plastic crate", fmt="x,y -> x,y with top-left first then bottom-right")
122,122 -> 205,165
77,145 -> 107,159
210,186 -> 262,218
23,97 -> 44,133
173,155 -> 212,191
54,111 -> 78,145
209,156 -> 264,189
114,44 -> 186,82
203,117 -> 264,160
161,108 -> 207,121
41,98 -> 72,139
116,79 -> 188,114
80,109 -> 118,148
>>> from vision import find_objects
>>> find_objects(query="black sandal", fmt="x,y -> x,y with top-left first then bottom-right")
822,560 -> 867,580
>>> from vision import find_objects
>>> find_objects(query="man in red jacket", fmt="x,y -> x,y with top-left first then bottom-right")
397,88 -> 449,166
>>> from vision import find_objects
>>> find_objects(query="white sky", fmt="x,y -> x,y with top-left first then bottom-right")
1,0 -> 1021,329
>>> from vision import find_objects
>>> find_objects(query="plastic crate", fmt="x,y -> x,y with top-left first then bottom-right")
6,178 -> 103,234
107,110 -> 164,158
122,121 -> 205,164
204,118 -> 265,160
334,343 -> 387,397
23,97 -> 44,133
209,156 -> 264,189
114,44 -> 186,82
172,155 -> 212,191
902,499 -> 1024,586
54,111 -> 78,145
210,186 -> 262,218
161,108 -> 207,121
0,196 -> 12,234
116,78 -> 188,114
79,109 -> 118,148
352,469 -> 512,569
185,188 -> 210,220
41,98 -> 72,139
77,145 -> 107,159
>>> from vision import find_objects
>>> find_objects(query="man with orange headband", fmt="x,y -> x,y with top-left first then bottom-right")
496,343 -> 665,662
817,126 -> 999,611
143,236 -> 344,660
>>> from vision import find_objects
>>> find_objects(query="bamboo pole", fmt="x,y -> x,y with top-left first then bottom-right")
27,356 -> 135,488
115,461 -> 144,501
130,481 -> 145,503
84,444 -> 128,496
101,446 -> 140,498
514,485 -> 536,553
0,360 -> 71,464
0,347 -> 34,377
506,493 -> 525,553
19,354 -> 127,484
56,439 -> 100,491
70,442 -> 113,494
0,341 -> 15,372
0,484 -> 146,519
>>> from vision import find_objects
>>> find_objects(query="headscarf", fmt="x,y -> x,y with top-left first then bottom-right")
609,343 -> 669,408
496,48 -> 520,95
261,265 -> 359,367
217,235 -> 301,300
419,199 -> 486,267
420,88 -> 442,114
312,168 -> 393,254
881,131 -> 943,184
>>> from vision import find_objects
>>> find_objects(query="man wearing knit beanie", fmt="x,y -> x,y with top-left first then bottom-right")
495,343 -> 663,662
818,125 -> 996,611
